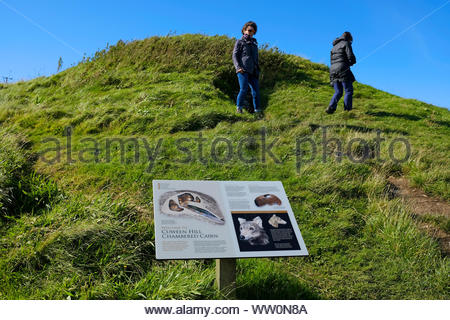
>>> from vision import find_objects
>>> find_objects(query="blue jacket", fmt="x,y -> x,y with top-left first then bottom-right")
232,36 -> 259,76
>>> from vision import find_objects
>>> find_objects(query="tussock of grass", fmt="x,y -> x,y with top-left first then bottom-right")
1,129 -> 58,218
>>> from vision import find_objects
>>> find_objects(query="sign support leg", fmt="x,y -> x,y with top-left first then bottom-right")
215,258 -> 236,299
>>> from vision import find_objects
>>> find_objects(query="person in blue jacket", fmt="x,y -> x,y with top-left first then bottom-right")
326,31 -> 356,114
232,21 -> 262,115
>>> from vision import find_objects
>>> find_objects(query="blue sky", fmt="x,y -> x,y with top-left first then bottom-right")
1,0 -> 449,109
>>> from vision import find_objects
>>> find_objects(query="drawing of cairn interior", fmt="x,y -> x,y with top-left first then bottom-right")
160,190 -> 225,225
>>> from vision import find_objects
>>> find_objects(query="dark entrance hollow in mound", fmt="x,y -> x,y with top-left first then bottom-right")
212,68 -> 256,113
212,51 -> 326,114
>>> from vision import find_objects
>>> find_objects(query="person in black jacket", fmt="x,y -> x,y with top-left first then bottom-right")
232,21 -> 262,115
326,31 -> 356,114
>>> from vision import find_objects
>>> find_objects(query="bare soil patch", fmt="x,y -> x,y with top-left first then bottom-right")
388,176 -> 450,256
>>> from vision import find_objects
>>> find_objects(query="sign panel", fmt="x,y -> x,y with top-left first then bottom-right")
153,180 -> 308,259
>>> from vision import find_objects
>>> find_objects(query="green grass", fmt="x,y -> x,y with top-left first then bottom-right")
0,34 -> 449,299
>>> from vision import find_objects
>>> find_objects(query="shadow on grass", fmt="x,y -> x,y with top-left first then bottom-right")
365,111 -> 422,121
309,123 -> 409,135
169,111 -> 242,133
236,259 -> 320,299
430,119 -> 450,128
237,271 -> 320,300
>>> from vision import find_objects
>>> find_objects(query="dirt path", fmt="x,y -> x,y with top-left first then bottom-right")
388,176 -> 450,256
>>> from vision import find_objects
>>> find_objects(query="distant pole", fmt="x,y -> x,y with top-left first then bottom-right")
57,57 -> 63,72
2,76 -> 12,84
215,258 -> 236,299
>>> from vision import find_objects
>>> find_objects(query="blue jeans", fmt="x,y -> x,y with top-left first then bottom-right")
236,72 -> 261,112
329,81 -> 353,110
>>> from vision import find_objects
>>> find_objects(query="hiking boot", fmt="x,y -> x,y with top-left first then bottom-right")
325,106 -> 336,114
236,108 -> 243,114
344,106 -> 352,111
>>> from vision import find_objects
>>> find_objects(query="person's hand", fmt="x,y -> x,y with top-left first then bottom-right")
237,69 -> 244,74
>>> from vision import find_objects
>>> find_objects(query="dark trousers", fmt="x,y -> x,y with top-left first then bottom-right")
329,81 -> 353,110
236,72 -> 261,112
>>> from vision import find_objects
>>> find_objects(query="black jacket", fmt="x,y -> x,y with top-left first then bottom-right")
232,36 -> 259,76
330,36 -> 356,84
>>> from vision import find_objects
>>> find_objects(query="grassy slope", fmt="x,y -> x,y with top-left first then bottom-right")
0,34 -> 448,299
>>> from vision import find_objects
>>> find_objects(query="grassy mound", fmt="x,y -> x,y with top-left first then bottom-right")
0,34 -> 448,299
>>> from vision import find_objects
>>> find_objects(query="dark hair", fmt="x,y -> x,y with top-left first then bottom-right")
342,31 -> 353,42
241,21 -> 257,34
